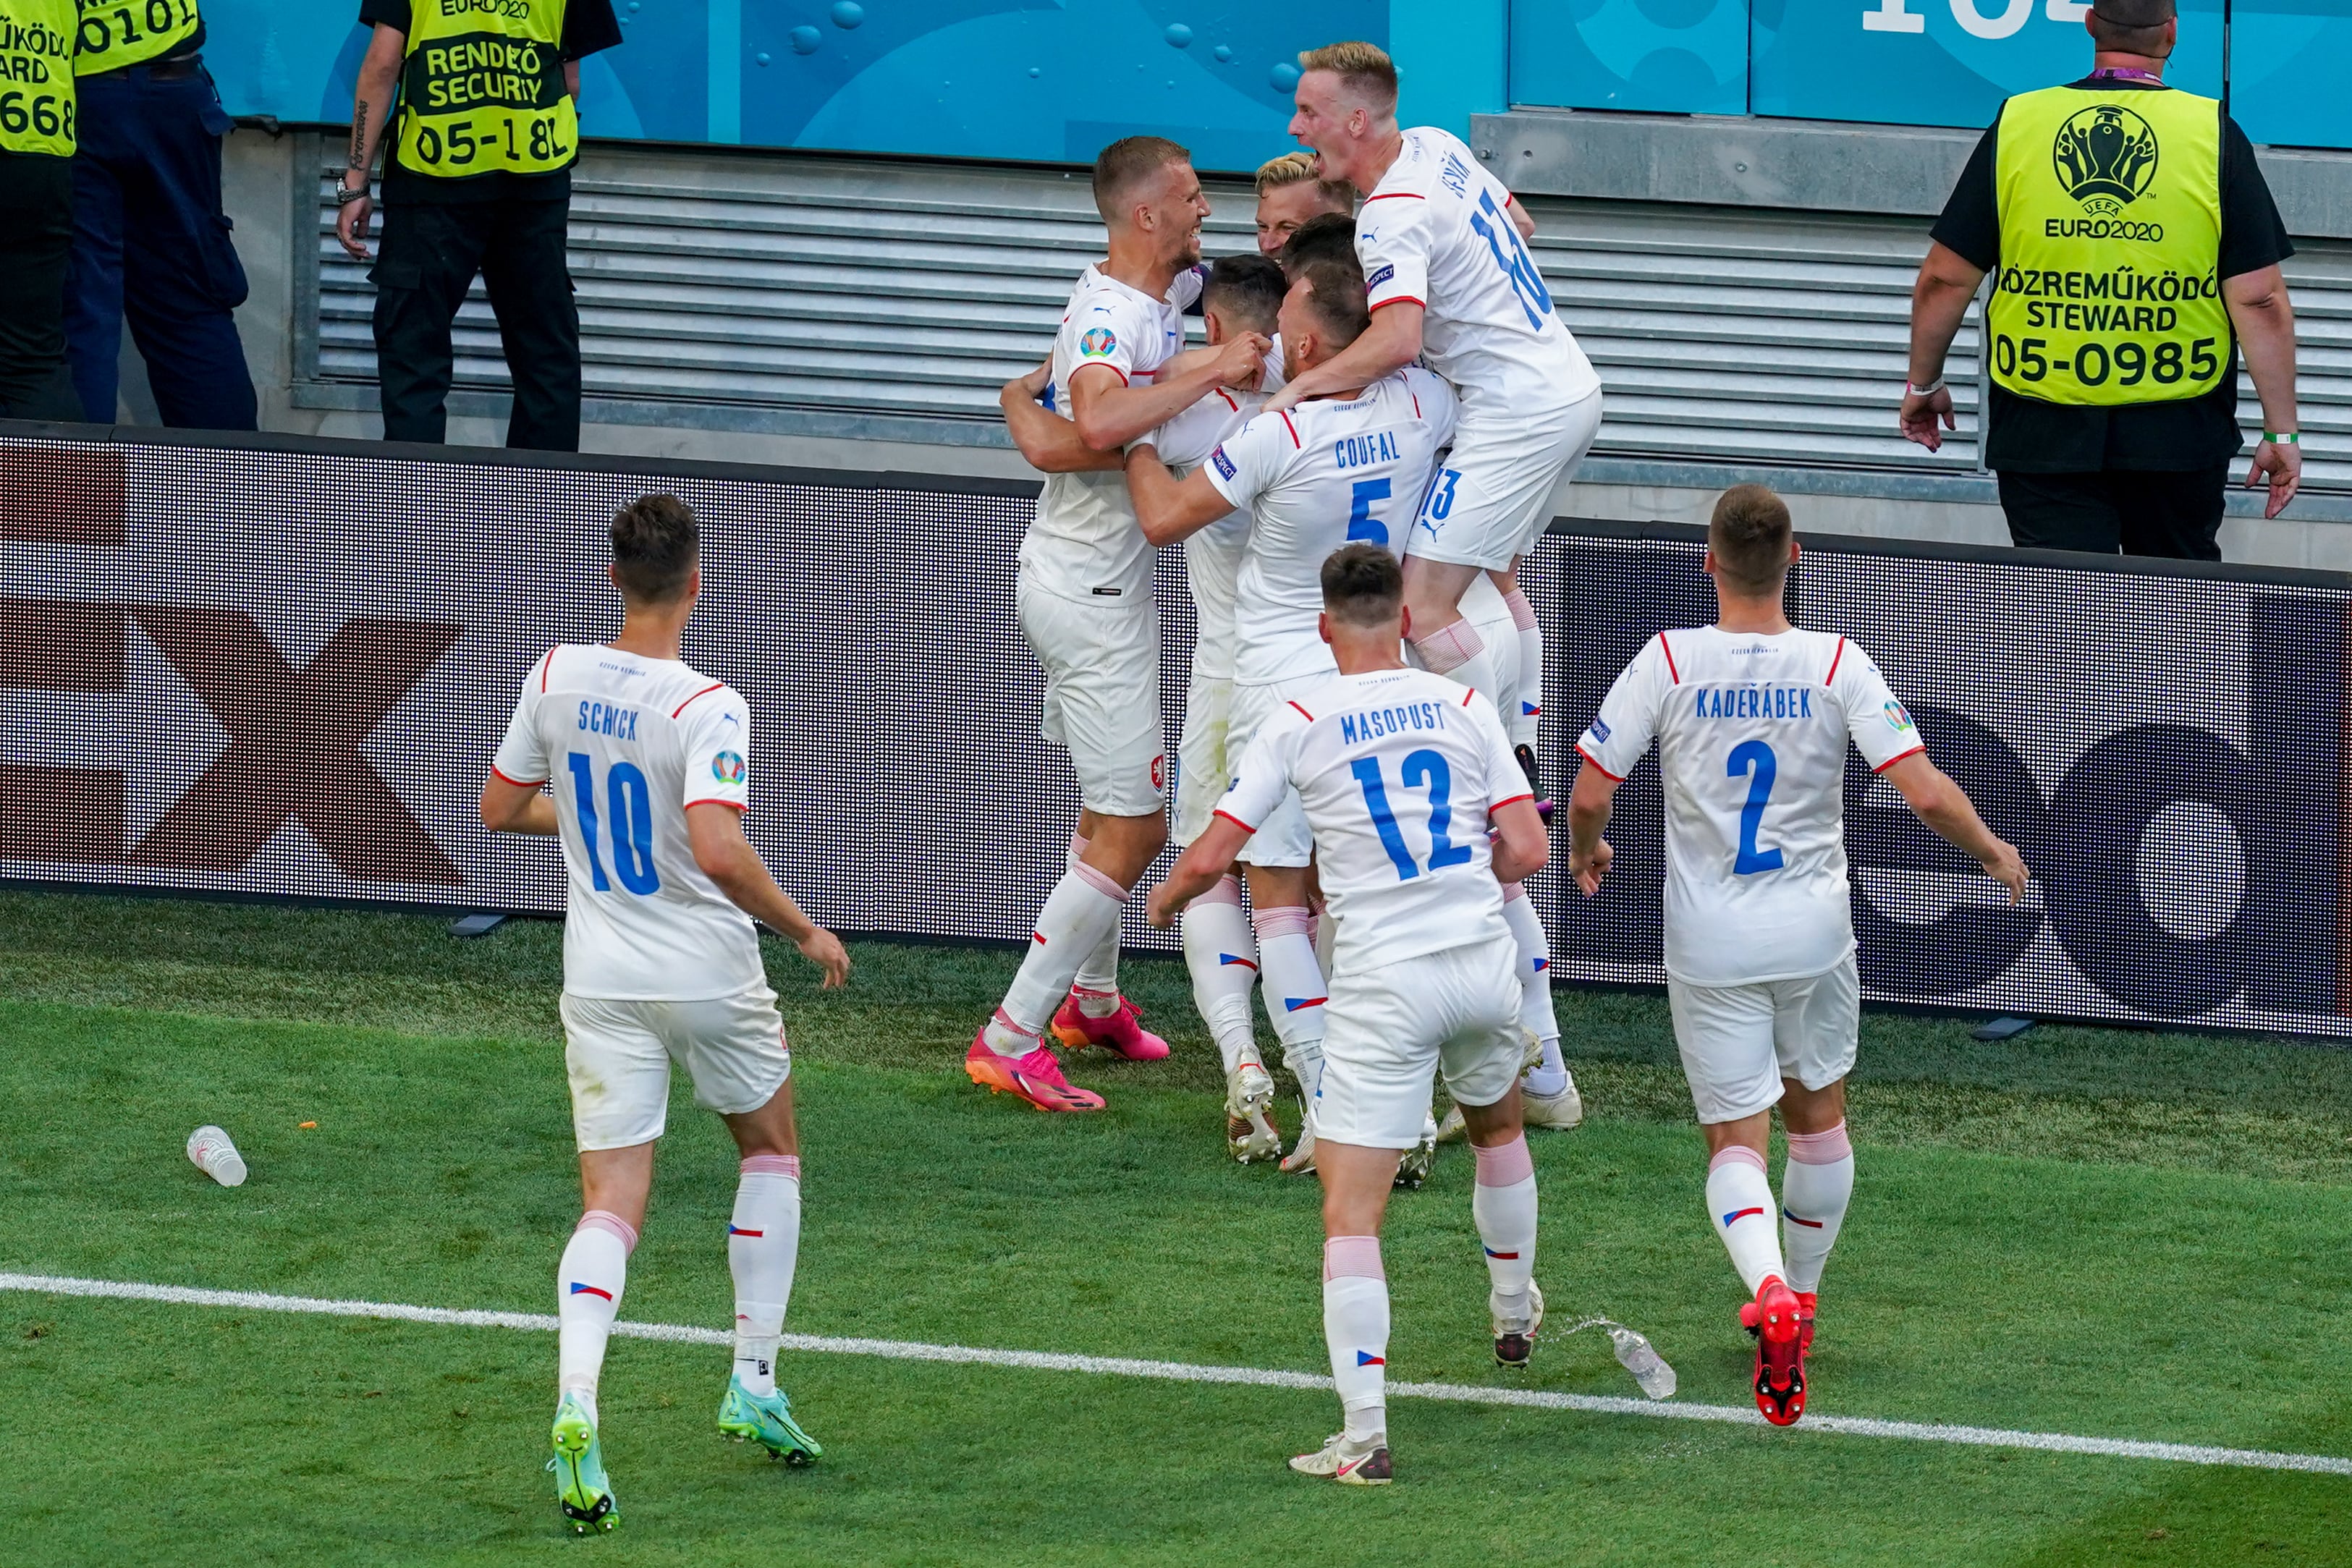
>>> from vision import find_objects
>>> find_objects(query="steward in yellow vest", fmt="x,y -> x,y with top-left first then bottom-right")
337,0 -> 622,452
0,0 -> 83,417
1901,0 -> 2302,558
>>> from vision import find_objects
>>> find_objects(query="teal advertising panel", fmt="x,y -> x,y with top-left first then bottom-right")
1508,0 -> 1749,115
1750,0 -> 2220,130
199,0 -> 1382,173
2230,1 -> 2352,152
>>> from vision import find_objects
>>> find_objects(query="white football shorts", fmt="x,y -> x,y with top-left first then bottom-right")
1667,954 -> 1860,1126
559,983 -> 792,1152
1225,671 -> 1332,868
1314,939 -> 1523,1150
1173,667 -> 1233,848
1018,578 -> 1166,818
1408,387 -> 1602,571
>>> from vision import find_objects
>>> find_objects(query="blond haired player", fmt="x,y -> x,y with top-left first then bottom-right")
1275,41 -> 1602,809
1150,545 -> 1553,1485
968,135 -> 1270,1114
1002,252 -> 1292,1158
1255,150 -> 1355,257
1568,484 -> 2028,1427
480,494 -> 852,1532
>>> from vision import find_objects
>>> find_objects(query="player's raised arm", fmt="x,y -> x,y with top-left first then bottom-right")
1068,336 -> 1267,451
1000,365 -> 1124,474
1263,302 -> 1418,413
1146,813 -> 1253,928
1124,442 -> 1238,546
687,804 -> 852,987
1874,753 -> 2029,903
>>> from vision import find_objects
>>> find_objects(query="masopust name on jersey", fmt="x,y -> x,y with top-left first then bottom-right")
1218,667 -> 1525,978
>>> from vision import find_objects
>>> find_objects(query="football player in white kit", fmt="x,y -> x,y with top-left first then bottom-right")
1253,150 -> 1355,257
969,135 -> 1270,1114
1568,485 -> 2028,1427
1148,545 -> 1552,1486
1276,42 -> 1604,808
1001,253 -> 1290,1158
479,496 -> 853,1532
1126,253 -> 1456,1179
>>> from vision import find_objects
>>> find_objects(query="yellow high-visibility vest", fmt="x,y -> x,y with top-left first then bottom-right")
0,0 -> 76,156
74,0 -> 200,76
393,0 -> 578,182
1986,83 -> 2230,405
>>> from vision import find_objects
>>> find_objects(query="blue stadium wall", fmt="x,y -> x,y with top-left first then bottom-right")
200,1 -> 2352,169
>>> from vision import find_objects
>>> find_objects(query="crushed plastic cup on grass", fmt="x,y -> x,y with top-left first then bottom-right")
1552,1315 -> 1678,1400
187,1125 -> 248,1187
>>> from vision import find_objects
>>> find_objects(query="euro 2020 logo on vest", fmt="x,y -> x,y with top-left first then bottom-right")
2052,104 -> 2160,216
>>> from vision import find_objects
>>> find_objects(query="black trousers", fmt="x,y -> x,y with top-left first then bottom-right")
1996,465 -> 2231,560
0,150 -> 86,421
370,196 -> 580,451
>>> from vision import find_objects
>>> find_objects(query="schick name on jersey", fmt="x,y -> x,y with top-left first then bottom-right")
578,700 -> 640,739
1693,685 -> 1814,721
1340,702 -> 1451,745
1333,431 -> 1402,470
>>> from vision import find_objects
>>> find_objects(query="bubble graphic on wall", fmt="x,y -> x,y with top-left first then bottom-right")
1164,22 -> 1192,48
756,51 -> 770,64
790,25 -> 821,54
1213,43 -> 1232,62
1269,62 -> 1300,92
830,1 -> 863,29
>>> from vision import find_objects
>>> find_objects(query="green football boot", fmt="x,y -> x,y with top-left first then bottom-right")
716,1376 -> 824,1466
549,1391 -> 619,1534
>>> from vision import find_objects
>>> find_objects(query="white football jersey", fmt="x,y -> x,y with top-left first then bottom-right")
1358,126 -> 1599,420
1220,667 -> 1527,976
1020,263 -> 1205,607
1207,366 -> 1458,686
1152,383 -> 1266,682
493,644 -> 765,1001
1577,627 -> 1926,988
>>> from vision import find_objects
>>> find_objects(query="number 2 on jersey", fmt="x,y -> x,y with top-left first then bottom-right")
1351,750 -> 1475,881
567,753 -> 662,895
1727,739 -> 1784,876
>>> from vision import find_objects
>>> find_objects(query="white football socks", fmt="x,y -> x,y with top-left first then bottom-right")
1252,904 -> 1327,1103
1410,614 -> 1506,708
1181,875 -> 1261,1073
1502,585 -> 1544,754
1067,830 -> 1122,1015
557,1210 -> 636,1420
1322,1236 -> 1389,1444
1499,884 -> 1565,1096
1706,1145 -> 1787,1298
728,1154 -> 803,1397
1471,1135 -> 1539,1327
991,860 -> 1127,1048
1781,1122 -> 1856,1294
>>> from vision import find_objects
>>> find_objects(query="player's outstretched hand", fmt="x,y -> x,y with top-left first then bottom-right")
1570,839 -> 1613,898
1981,839 -> 2030,905
1898,386 -> 1955,452
1211,331 -> 1273,391
1143,881 -> 1185,931
798,926 -> 852,988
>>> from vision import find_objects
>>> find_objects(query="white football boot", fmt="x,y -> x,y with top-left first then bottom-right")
1493,1280 -> 1546,1370
1288,1430 -> 1392,1485
1225,1057 -> 1282,1164
1522,1073 -> 1583,1131
1394,1114 -> 1438,1189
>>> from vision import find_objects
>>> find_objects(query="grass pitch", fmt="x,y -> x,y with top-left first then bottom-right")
4,888 -> 2352,1565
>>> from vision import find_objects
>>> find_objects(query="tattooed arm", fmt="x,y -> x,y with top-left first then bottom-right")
337,24 -> 407,261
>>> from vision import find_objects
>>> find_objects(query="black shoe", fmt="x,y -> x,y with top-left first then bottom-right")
1513,742 -> 1542,798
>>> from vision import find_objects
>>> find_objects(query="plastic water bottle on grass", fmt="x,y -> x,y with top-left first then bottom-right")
187,1125 -> 248,1187
1609,1325 -> 1676,1400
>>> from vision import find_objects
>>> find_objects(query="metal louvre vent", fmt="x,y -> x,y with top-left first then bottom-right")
306,143 -> 2351,488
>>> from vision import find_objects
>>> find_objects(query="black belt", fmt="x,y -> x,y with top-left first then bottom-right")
88,51 -> 203,82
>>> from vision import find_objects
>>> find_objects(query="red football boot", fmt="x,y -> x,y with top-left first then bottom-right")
1795,1290 -> 1817,1355
1738,1276 -> 1806,1426
1051,992 -> 1170,1061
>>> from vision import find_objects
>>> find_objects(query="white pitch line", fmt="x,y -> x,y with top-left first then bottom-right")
6,1271 -> 2348,1477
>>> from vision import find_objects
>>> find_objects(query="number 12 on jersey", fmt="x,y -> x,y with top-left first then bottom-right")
567,752 -> 663,895
1352,750 -> 1475,881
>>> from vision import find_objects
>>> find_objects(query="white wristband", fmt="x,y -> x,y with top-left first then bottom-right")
1907,377 -> 1946,397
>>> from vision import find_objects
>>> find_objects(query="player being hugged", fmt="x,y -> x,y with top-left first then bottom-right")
1276,41 -> 1603,805
1567,485 -> 2029,1427
1148,546 -> 1553,1486
970,135 -> 1270,1114
480,495 -> 852,1533
1127,251 -> 1456,1178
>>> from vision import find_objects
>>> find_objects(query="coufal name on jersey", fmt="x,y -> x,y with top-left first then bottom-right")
1693,685 -> 1816,721
1338,701 -> 1452,746
578,700 -> 640,740
1333,431 -> 1403,470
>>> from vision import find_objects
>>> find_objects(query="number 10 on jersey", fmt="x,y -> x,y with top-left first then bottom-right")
567,753 -> 663,895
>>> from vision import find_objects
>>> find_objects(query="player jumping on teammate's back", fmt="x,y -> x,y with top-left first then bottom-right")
1000,253 -> 1291,1158
970,136 -> 1272,1114
479,495 -> 853,1531
1148,546 -> 1553,1483
1274,42 -> 1603,808
1567,485 -> 2029,1426
1128,255 -> 1456,1176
